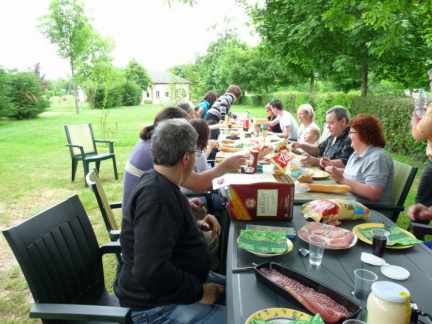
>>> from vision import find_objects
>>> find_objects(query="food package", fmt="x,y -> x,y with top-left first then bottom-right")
227,174 -> 294,221
238,229 -> 288,254
301,199 -> 370,225
270,150 -> 295,173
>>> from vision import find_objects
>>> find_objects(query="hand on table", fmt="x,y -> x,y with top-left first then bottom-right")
407,204 -> 432,221
198,214 -> 221,236
220,154 -> 247,171
320,157 -> 332,168
199,283 -> 224,304
299,153 -> 320,167
325,165 -> 344,183
188,197 -> 204,211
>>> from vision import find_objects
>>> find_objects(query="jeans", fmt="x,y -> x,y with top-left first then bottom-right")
131,272 -> 226,324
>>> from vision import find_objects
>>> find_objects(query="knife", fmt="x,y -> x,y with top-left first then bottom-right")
232,266 -> 255,273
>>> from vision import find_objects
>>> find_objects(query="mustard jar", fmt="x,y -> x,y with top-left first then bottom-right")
366,281 -> 411,324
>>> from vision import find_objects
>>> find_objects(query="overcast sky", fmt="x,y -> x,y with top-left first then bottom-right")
0,0 -> 258,80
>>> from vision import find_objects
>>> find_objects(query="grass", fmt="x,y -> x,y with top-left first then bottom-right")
0,96 -> 427,321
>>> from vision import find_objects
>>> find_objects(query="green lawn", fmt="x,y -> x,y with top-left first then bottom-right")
0,97 -> 427,321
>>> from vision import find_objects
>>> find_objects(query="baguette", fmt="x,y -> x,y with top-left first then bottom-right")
221,139 -> 236,144
258,146 -> 274,160
218,147 -> 243,153
307,183 -> 351,193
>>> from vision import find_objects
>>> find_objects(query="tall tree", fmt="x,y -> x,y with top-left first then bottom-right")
125,59 -> 152,91
248,0 -> 430,96
38,0 -> 112,113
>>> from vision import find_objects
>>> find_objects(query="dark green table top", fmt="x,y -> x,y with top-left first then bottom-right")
226,206 -> 432,323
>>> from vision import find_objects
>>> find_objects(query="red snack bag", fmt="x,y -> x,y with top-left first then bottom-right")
270,150 -> 293,173
300,199 -> 340,225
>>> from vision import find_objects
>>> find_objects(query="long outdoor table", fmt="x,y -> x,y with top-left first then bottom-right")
226,206 -> 432,323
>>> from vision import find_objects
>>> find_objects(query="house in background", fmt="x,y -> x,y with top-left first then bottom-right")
143,71 -> 191,104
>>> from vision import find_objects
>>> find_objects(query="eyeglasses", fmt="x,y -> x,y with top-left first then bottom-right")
349,131 -> 356,134
194,150 -> 202,157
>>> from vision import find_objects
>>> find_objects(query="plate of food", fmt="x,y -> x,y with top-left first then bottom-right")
245,308 -> 313,323
237,237 -> 293,257
297,222 -> 357,249
352,223 -> 419,249
311,170 -> 330,179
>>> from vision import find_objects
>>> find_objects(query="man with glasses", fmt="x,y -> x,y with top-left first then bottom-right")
291,105 -> 354,168
115,118 -> 226,323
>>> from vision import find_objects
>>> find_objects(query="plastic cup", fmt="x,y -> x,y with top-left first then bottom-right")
309,235 -> 325,266
342,320 -> 366,324
353,269 -> 378,300
371,229 -> 390,258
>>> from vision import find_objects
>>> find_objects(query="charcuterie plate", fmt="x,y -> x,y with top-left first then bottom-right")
297,225 -> 357,250
245,308 -> 312,323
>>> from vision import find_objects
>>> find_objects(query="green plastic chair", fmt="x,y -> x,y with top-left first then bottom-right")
65,123 -> 118,187
363,160 -> 418,222
2,195 -> 131,323
86,168 -> 122,274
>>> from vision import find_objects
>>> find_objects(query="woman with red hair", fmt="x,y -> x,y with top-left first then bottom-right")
325,114 -> 394,205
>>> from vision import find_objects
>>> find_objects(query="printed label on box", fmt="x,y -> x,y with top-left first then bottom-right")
257,189 -> 278,216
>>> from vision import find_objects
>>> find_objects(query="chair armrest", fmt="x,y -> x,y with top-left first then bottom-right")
361,203 -> 404,212
30,303 -> 131,323
95,140 -> 115,153
409,222 -> 432,240
110,201 -> 122,209
109,230 -> 121,241
100,241 -> 122,255
66,144 -> 86,157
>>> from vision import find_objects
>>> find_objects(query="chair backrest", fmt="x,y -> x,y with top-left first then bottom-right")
65,123 -> 97,156
392,160 -> 418,206
317,122 -> 330,144
86,168 -> 119,233
2,195 -> 105,305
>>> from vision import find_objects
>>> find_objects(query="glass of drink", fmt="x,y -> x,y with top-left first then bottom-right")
352,269 -> 377,300
371,229 -> 390,258
308,235 -> 326,266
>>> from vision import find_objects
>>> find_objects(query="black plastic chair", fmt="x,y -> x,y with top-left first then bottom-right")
2,195 -> 131,323
65,123 -> 118,187
362,160 -> 418,222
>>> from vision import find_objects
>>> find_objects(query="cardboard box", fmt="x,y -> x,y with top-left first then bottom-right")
213,173 -> 294,221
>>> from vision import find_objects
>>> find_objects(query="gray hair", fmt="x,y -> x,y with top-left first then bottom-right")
298,103 -> 316,121
326,105 -> 350,122
151,118 -> 198,167
177,101 -> 195,115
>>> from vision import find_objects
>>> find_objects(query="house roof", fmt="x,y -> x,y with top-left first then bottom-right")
148,71 -> 190,84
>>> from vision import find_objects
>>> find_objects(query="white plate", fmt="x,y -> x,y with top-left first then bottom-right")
381,264 -> 410,280
298,226 -> 357,250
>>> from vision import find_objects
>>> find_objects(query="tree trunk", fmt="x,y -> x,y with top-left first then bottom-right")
309,70 -> 314,93
70,59 -> 79,114
361,65 -> 368,97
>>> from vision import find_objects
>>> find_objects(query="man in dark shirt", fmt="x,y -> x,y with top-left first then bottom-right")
291,105 -> 354,168
114,118 -> 226,323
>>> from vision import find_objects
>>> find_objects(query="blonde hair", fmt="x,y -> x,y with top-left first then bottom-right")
298,104 -> 316,121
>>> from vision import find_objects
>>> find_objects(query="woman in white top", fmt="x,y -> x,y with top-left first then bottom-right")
297,103 -> 320,143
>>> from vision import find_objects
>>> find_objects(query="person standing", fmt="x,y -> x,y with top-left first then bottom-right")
115,118 -> 226,323
411,68 -> 432,215
268,99 -> 299,140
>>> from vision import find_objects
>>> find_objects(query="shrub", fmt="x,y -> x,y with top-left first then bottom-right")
122,81 -> 142,106
7,71 -> 50,119
0,68 -> 14,118
94,83 -> 123,108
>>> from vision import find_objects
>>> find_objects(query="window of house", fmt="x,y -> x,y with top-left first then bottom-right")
156,91 -> 160,98
146,92 -> 150,98
165,91 -> 169,98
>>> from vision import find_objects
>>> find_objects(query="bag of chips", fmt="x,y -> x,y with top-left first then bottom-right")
301,199 -> 370,225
